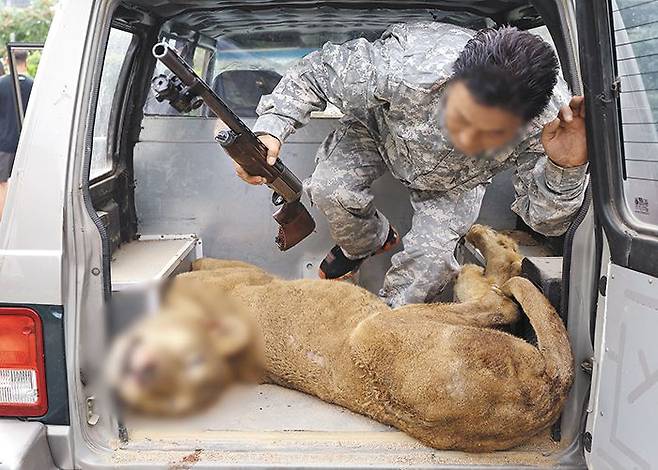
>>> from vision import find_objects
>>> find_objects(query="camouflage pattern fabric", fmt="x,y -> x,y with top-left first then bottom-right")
305,121 -> 391,260
254,22 -> 588,306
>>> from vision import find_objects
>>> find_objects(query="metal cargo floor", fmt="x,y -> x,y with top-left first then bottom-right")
124,384 -> 391,433
115,384 -> 568,469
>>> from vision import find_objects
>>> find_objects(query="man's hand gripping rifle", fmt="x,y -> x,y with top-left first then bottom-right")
151,43 -> 315,251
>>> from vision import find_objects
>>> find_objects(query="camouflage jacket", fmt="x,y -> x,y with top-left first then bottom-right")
254,22 -> 588,236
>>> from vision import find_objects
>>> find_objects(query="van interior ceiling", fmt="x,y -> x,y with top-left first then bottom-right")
83,0 -> 589,467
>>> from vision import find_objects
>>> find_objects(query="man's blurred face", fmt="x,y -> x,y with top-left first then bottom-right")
442,81 -> 523,157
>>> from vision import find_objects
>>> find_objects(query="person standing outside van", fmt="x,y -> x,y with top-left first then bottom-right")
0,50 -> 34,219
234,23 -> 588,307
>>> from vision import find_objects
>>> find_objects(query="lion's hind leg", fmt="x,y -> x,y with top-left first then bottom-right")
349,309 -> 521,451
394,296 -> 519,328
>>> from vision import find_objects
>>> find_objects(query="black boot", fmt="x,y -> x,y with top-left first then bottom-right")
319,226 -> 400,280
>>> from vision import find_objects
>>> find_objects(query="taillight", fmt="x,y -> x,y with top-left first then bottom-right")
0,308 -> 48,416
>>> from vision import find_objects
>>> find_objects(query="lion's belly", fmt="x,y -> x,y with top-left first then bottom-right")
231,278 -> 388,410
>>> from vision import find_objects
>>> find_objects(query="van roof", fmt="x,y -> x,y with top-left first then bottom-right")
124,0 -> 548,37
128,0 -> 537,18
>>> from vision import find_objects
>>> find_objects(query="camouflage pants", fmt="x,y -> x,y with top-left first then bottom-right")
306,122 -> 486,308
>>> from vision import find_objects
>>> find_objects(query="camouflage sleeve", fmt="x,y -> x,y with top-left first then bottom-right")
510,76 -> 588,237
253,38 -> 389,142
510,139 -> 588,237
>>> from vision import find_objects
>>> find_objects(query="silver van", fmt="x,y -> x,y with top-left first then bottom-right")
0,0 -> 656,468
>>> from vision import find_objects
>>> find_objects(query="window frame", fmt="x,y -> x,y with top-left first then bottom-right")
89,23 -> 138,186
577,0 -> 658,277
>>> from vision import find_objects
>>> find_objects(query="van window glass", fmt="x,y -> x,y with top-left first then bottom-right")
193,46 -> 214,78
613,0 -> 658,226
211,29 -> 384,118
143,39 -> 213,116
91,27 -> 134,181
144,29 -> 385,119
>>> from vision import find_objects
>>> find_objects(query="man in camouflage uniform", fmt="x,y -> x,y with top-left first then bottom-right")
235,22 -> 588,307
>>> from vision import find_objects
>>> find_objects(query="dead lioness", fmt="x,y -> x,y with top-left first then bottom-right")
107,225 -> 573,452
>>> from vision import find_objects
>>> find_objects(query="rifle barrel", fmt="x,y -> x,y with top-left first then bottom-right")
152,43 -> 245,134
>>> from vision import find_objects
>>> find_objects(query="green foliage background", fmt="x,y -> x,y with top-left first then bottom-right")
0,0 -> 55,72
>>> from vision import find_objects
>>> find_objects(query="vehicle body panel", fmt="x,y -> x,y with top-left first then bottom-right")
587,264 -> 658,469
0,0 -> 89,305
0,0 -> 634,468
577,0 -> 658,468
0,421 -> 57,470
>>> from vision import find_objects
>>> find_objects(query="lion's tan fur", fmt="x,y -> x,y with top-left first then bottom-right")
109,225 -> 573,452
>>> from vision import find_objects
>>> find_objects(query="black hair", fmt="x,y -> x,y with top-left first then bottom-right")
14,50 -> 28,64
451,26 -> 559,122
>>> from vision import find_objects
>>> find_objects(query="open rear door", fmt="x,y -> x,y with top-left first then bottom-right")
578,1 -> 658,468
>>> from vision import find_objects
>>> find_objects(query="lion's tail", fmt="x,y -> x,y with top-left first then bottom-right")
503,277 -> 574,396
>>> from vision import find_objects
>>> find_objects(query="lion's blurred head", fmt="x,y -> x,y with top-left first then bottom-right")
106,298 -> 251,416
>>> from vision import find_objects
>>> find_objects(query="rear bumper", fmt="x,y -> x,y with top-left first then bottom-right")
0,419 -> 58,470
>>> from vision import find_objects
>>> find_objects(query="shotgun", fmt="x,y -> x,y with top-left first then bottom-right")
151,42 -> 315,251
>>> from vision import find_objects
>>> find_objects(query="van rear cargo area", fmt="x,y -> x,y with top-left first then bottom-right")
116,384 -> 565,468
75,1 -> 591,468
107,90 -> 575,470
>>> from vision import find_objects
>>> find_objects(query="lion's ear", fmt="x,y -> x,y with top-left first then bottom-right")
209,315 -> 249,357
